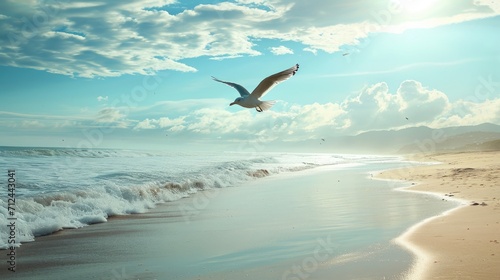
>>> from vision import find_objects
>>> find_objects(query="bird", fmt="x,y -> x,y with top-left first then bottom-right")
212,63 -> 299,112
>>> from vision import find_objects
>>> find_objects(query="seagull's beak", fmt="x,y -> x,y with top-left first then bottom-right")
229,102 -> 235,106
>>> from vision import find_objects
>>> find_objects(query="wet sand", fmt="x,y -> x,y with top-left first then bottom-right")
379,151 -> 500,279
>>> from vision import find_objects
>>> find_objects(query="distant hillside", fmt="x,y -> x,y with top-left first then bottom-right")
303,123 -> 500,154
457,139 -> 500,152
397,131 -> 500,153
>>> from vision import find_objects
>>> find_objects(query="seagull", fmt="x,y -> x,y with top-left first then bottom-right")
212,63 -> 299,112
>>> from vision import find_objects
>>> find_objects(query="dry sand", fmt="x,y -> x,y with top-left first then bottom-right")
378,151 -> 500,279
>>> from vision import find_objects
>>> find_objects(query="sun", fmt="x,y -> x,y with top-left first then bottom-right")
400,0 -> 438,14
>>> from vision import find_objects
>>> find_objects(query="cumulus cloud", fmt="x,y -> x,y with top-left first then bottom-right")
1,78 -> 498,147
134,116 -> 185,130
398,80 -> 450,119
270,46 -> 293,55
176,81 -> 474,143
185,108 -> 248,135
0,0 -> 497,77
340,80 -> 450,133
288,103 -> 345,132
432,98 -> 500,128
134,118 -> 156,130
134,80 -> 498,140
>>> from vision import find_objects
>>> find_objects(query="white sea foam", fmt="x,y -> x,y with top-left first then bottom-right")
0,148 -> 360,249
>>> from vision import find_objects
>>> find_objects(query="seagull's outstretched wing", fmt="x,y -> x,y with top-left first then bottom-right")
212,76 -> 250,97
250,63 -> 299,99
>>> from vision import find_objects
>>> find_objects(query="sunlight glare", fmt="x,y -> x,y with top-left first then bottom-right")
400,0 -> 437,14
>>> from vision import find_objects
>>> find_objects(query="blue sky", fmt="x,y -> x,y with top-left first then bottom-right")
0,0 -> 499,151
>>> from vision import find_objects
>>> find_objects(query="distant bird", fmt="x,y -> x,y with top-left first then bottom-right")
405,117 -> 409,120
342,53 -> 350,56
321,138 -> 325,141
212,64 -> 299,112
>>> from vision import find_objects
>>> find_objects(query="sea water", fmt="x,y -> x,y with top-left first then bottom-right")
0,146 -> 358,248
143,162 -> 458,280
0,147 -> 458,279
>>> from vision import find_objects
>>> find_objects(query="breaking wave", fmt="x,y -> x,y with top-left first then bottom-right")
0,149 -> 346,249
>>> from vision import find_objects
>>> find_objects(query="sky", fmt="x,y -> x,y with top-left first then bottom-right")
0,0 -> 499,151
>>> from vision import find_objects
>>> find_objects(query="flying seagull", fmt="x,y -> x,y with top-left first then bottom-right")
212,63 -> 299,112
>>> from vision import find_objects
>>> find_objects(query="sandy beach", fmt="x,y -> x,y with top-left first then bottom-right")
3,151 -> 497,280
378,151 -> 500,279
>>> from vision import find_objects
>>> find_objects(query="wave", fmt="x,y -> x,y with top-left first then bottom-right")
0,146 -> 158,158
0,156 -> 324,249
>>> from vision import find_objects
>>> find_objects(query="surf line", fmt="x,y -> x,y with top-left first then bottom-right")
6,169 -> 17,272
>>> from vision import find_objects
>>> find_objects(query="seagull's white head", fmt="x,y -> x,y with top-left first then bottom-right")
230,97 -> 243,106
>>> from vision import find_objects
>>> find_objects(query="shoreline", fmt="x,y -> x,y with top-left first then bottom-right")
378,150 -> 500,279
2,160 -> 431,280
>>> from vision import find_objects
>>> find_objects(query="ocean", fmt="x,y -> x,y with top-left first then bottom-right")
0,146 -> 458,279
0,146 -> 357,248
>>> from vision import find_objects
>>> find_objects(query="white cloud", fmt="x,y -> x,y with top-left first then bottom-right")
1,79 -> 498,145
157,116 -> 185,128
150,79 -> 497,139
397,80 -> 450,116
474,0 -> 500,13
340,80 -> 450,133
168,124 -> 186,132
270,46 -> 293,55
185,108 -> 247,134
134,118 -> 156,130
0,0 -> 497,77
236,0 -> 268,4
303,47 -> 317,55
95,108 -> 128,128
288,103 -> 344,132
134,116 -> 185,130
97,96 -> 108,102
431,98 -> 500,128
210,55 -> 244,61
0,110 -> 90,130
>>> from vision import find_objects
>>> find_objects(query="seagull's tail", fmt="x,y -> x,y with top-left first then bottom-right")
257,100 -> 276,111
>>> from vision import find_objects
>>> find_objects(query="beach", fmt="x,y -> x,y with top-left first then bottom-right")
378,151 -> 500,279
3,149 -> 496,279
0,156 -> 456,280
